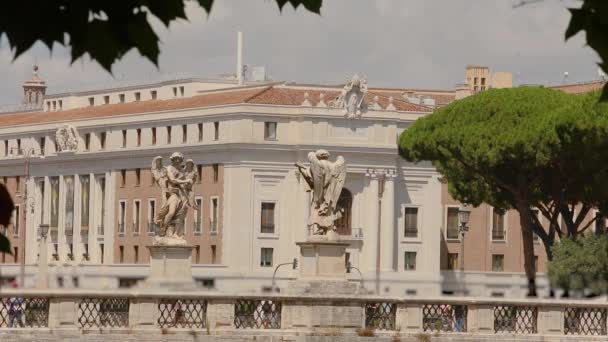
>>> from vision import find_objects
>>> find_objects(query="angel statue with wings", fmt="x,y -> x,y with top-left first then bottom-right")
295,149 -> 347,235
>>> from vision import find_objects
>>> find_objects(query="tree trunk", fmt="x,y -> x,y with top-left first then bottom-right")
517,203 -> 537,297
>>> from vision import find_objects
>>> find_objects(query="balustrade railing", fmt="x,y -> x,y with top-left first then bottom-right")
234,299 -> 281,329
493,305 -> 538,334
78,298 -> 129,328
364,302 -> 396,330
0,293 -> 605,337
0,296 -> 49,328
157,299 -> 207,329
564,307 -> 607,336
422,304 -> 467,332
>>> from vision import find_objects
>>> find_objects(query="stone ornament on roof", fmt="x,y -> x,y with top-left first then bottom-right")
55,125 -> 78,152
331,74 -> 368,118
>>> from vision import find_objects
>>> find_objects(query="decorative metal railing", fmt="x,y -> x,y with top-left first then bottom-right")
78,298 -> 129,328
423,304 -> 467,332
564,307 -> 607,336
157,299 -> 207,329
494,305 -> 538,334
364,302 -> 396,331
234,299 -> 281,329
0,297 -> 49,328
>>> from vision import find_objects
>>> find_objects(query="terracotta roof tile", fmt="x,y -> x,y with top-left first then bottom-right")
551,81 -> 606,94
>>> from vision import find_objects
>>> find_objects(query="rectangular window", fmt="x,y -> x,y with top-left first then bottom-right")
83,243 -> 89,261
492,210 -> 505,241
211,245 -> 217,264
135,168 -> 141,186
404,207 -> 418,238
17,138 -> 21,152
98,176 -> 106,233
58,100 -> 63,110
151,127 -> 157,145
80,175 -> 90,227
404,252 -> 416,271
182,124 -> 187,143
447,253 -> 459,270
99,132 -> 107,149
120,170 -> 126,187
88,97 -> 94,106
40,136 -> 46,155
261,202 -> 275,234
134,92 -> 141,101
84,133 -> 90,151
179,86 -> 184,96
15,176 -> 20,192
134,245 -> 139,263
122,130 -> 127,147
197,165 -> 203,183
104,95 -> 109,105
167,126 -> 172,144
13,205 -> 20,237
14,247 -> 18,263
198,123 -> 203,142
260,248 -> 273,267
492,254 -> 504,272
194,198 -> 202,234
213,163 -> 219,183
264,122 -> 277,140
100,243 -> 104,264
119,94 -> 125,103
446,207 -> 460,239
119,246 -> 124,263
172,87 -> 177,97
133,200 -> 140,234
148,200 -> 156,234
213,122 -> 219,140
68,243 -> 74,261
151,90 -> 157,100
210,197 -> 218,233
119,201 -> 126,234
136,129 -> 141,146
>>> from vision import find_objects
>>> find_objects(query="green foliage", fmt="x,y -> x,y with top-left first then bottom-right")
0,183 -> 14,254
548,235 -> 608,294
0,1 -> 322,73
399,87 -> 608,214
566,0 -> 608,100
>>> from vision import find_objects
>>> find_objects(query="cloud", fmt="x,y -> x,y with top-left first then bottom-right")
0,0 -> 599,105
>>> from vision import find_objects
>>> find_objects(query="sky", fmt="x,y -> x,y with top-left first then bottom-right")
0,0 -> 600,105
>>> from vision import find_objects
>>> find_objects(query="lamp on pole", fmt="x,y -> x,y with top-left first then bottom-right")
458,205 -> 471,272
11,147 -> 44,287
36,224 -> 49,289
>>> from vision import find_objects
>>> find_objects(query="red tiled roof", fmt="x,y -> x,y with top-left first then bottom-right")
0,84 -> 432,128
551,80 -> 606,94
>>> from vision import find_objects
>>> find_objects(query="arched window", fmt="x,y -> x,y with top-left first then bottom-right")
336,188 -> 352,235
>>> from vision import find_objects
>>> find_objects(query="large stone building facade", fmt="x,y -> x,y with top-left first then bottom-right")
0,66 -> 604,296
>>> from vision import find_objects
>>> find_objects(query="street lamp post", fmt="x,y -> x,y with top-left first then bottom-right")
458,205 -> 471,272
36,224 -> 49,289
11,147 -> 44,287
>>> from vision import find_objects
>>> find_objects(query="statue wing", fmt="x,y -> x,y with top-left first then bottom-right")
328,156 -> 347,211
308,152 -> 325,205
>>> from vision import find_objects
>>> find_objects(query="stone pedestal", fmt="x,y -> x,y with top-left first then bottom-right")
139,245 -> 196,289
287,237 -> 362,295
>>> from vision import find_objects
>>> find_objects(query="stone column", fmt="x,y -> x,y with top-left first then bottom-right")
380,174 -> 395,272
362,175 -> 379,274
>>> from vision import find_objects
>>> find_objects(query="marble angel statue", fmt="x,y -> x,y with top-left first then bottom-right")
295,149 -> 347,235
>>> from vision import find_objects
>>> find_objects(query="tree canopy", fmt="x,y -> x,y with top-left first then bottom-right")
548,235 -> 608,295
0,0 -> 322,73
398,87 -> 608,295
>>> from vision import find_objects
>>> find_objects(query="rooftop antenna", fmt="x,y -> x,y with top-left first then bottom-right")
562,71 -> 569,84
236,31 -> 244,85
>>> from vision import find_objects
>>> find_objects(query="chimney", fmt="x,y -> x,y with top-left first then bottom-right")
22,65 -> 46,106
236,31 -> 243,85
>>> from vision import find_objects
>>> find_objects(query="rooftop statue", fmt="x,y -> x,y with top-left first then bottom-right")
331,74 -> 368,118
55,125 -> 78,152
151,152 -> 198,246
295,150 -> 347,236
